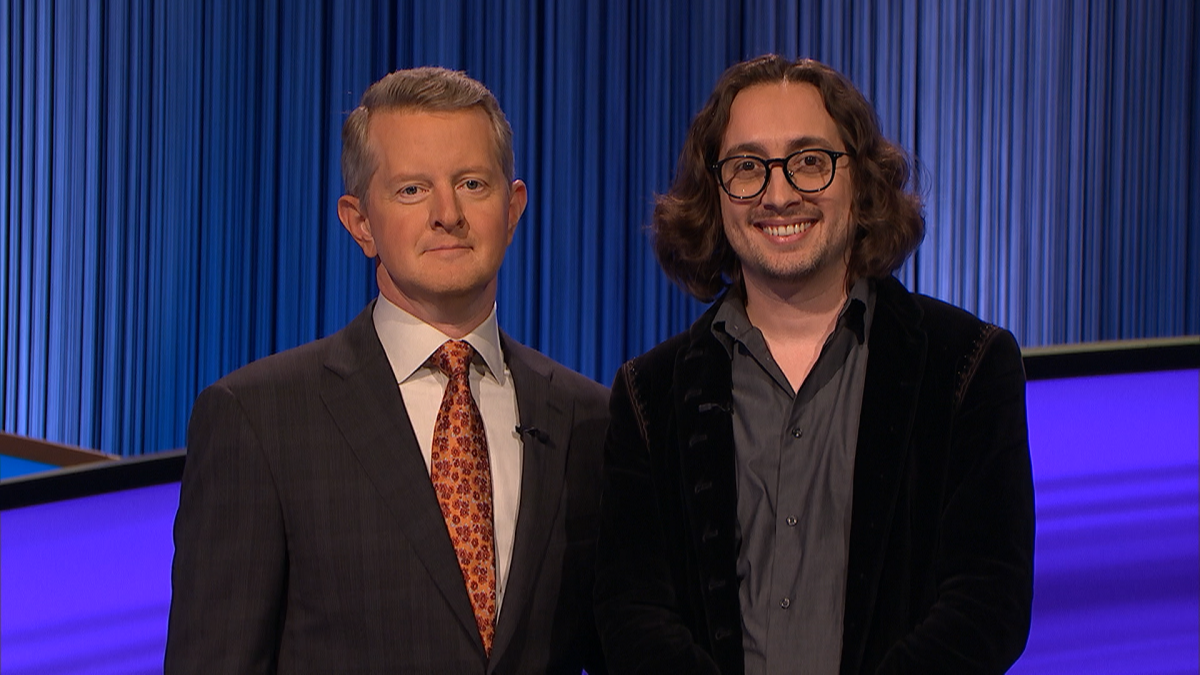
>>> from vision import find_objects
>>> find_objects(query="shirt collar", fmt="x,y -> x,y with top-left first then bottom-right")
372,295 -> 507,385
712,277 -> 872,357
843,277 -> 870,344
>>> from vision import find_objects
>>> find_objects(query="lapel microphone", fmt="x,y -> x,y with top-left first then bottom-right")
515,425 -> 549,442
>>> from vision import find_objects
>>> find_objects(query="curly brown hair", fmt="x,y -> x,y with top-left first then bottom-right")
652,55 -> 924,301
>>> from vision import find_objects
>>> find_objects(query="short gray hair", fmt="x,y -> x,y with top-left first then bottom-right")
341,67 -> 515,200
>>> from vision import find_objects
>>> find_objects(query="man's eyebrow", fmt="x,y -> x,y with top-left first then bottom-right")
787,135 -> 841,152
721,135 -> 841,158
452,164 -> 499,179
377,164 -> 498,186
721,141 -> 769,158
378,170 -> 429,186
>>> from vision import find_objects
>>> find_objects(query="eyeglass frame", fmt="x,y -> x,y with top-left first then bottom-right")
710,148 -> 852,200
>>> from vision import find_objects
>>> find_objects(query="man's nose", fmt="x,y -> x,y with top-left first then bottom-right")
761,163 -> 801,208
430,186 -> 465,230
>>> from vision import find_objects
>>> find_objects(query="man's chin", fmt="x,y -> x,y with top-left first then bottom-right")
744,259 -> 821,285
740,257 -> 857,298
381,272 -> 493,303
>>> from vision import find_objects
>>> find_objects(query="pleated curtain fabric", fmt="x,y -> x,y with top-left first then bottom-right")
2,0 -> 1197,455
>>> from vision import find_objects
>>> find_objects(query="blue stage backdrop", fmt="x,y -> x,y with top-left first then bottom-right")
2,0 -> 1198,456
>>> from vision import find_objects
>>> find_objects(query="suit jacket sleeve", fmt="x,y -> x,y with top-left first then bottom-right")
164,383 -> 287,674
876,328 -> 1035,674
594,363 -> 723,675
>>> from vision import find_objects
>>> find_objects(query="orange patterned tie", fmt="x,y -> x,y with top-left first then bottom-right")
430,340 -> 497,654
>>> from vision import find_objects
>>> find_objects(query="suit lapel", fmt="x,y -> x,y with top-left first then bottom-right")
320,303 -> 483,657
841,278 -> 927,674
674,310 -> 738,551
488,334 -> 572,670
673,302 -> 745,666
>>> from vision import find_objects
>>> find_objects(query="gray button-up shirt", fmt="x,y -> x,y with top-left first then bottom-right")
711,279 -> 875,675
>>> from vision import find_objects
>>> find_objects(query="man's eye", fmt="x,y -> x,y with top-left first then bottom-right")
732,160 -> 760,174
399,185 -> 421,196
463,179 -> 483,190
792,153 -> 828,173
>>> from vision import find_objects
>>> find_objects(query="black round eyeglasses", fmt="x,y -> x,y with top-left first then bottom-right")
712,148 -> 850,200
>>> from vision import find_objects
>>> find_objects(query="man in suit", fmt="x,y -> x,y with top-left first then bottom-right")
594,55 -> 1034,675
165,67 -> 608,674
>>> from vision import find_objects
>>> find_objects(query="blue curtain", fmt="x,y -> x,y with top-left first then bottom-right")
3,0 -> 1198,456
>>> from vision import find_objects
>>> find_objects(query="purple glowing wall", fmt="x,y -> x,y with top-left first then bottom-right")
1013,369 -> 1199,673
1,369 -> 1197,673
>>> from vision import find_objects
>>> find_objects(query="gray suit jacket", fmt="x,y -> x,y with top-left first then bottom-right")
165,303 -> 609,674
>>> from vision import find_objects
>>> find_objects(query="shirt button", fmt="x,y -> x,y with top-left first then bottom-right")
791,427 -> 803,438
780,597 -> 791,609
786,516 -> 797,527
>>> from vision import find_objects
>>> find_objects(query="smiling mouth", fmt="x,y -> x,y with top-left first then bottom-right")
758,221 -> 815,237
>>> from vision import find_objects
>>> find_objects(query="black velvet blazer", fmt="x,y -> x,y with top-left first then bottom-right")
594,276 -> 1035,675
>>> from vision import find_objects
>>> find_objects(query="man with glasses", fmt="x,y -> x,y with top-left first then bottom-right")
594,56 -> 1034,674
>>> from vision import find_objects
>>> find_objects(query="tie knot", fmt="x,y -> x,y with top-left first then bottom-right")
433,340 -> 474,379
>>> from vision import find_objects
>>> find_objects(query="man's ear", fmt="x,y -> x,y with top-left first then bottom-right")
506,179 -> 528,244
338,194 -> 377,258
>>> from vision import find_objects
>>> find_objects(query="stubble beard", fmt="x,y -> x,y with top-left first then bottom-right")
728,213 -> 855,290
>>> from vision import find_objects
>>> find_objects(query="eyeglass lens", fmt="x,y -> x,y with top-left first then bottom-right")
720,149 -> 838,198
